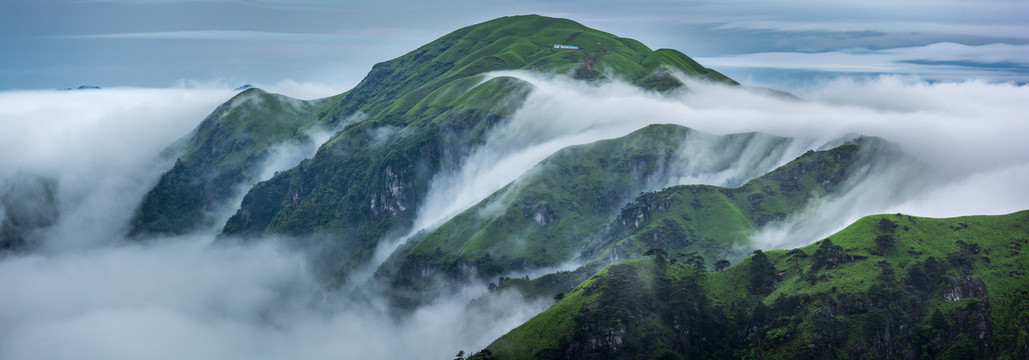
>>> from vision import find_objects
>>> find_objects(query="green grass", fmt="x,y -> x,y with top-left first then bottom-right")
389,130 -> 897,299
154,14 -> 744,285
582,137 -> 896,270
480,210 -> 1029,359
130,88 -> 331,236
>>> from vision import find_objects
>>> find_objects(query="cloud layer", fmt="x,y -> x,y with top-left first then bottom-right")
1,74 -> 1027,359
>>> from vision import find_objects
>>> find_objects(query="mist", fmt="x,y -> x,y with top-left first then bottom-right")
486,72 -> 1029,249
1,72 -> 1027,359
0,86 -> 550,360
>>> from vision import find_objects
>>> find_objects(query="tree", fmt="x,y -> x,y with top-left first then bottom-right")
455,350 -> 466,360
811,238 -> 843,270
679,251 -> 707,271
715,259 -> 731,272
748,250 -> 776,295
877,218 -> 898,233
875,234 -> 896,253
645,247 -> 668,263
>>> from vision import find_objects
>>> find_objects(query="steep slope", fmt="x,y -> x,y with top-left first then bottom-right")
381,124 -> 795,284
582,136 -> 904,267
477,210 -> 1029,360
219,15 -> 738,278
129,88 -> 335,236
385,133 -> 902,294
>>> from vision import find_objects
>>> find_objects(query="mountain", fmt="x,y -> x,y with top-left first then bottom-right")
209,15 -> 735,279
381,127 -> 906,301
479,210 -> 1029,360
124,14 -> 1027,359
129,88 -> 338,236
580,136 -> 904,267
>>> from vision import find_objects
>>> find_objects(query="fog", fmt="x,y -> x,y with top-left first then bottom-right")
479,72 -> 1029,248
1,73 -> 1028,359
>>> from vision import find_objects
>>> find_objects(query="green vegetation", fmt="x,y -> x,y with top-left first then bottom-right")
382,131 -> 900,309
219,15 -> 739,280
581,136 -> 900,271
129,88 -> 334,236
478,210 -> 1029,359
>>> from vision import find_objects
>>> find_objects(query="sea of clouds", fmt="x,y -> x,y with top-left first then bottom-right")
0,74 -> 1026,359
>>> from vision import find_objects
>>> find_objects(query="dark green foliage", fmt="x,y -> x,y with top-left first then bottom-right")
645,247 -> 669,261
748,250 -> 776,295
131,88 -> 331,236
484,211 -> 1029,360
878,217 -> 898,233
811,238 -> 844,270
583,136 -> 902,274
714,259 -> 731,272
875,234 -> 896,252
679,252 -> 707,272
948,240 -> 980,272
130,159 -> 204,235
217,15 -> 738,281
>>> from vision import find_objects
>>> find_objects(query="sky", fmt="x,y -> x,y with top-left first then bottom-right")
2,0 -> 1028,94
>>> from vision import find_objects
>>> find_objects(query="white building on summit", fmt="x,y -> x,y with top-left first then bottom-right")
553,44 -> 579,50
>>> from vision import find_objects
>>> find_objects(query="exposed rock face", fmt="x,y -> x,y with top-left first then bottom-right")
525,205 -> 556,227
370,166 -> 409,217
944,275 -> 987,302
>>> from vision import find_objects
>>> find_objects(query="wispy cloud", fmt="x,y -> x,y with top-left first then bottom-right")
59,30 -> 355,43
712,19 -> 1029,41
696,42 -> 1029,81
1,72 -> 1027,359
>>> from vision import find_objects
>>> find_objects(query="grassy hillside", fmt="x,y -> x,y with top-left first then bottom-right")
385,132 -> 899,299
220,15 -> 739,279
382,125 -> 790,285
477,210 -> 1029,360
129,88 -> 336,236
582,136 -> 903,268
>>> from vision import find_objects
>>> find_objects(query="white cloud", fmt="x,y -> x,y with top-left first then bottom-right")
696,42 -> 1029,81
1,73 -> 1027,359
0,235 -> 547,360
0,87 -> 233,250
62,30 -> 355,44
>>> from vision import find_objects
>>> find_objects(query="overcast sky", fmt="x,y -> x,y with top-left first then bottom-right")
2,0 -> 1027,92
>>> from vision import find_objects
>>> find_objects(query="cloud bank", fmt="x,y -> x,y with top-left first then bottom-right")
455,72 -> 1029,249
1,73 -> 1027,359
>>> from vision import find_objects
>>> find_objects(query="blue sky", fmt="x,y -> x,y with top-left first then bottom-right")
2,0 -> 1028,92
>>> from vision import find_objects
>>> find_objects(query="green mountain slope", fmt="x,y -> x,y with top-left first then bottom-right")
129,88 -> 335,236
477,210 -> 1029,360
317,14 -> 735,126
582,136 -> 904,268
384,131 -> 900,296
219,15 -> 738,278
380,124 -> 794,283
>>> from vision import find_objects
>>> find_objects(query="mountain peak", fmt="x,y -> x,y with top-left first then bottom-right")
324,15 -> 734,124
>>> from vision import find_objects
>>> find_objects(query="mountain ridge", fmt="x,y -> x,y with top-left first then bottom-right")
478,210 -> 1029,359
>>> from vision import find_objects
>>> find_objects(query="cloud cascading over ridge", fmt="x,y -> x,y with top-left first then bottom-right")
1,73 -> 1027,359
